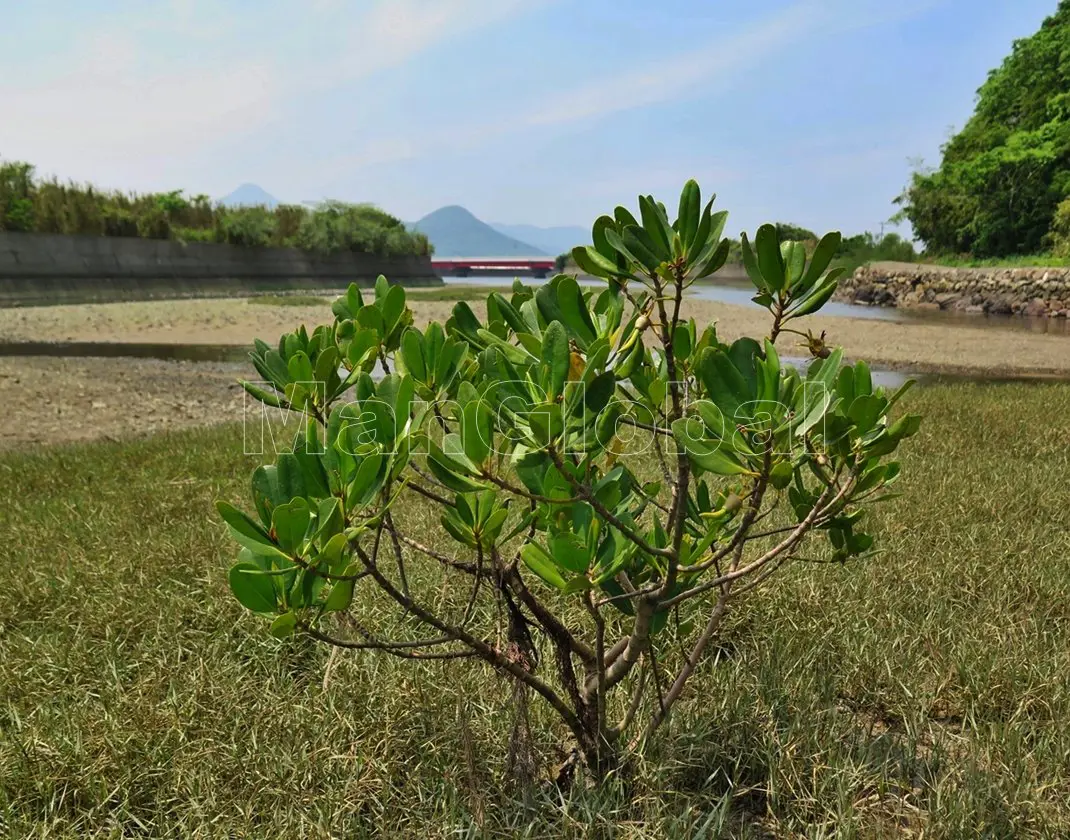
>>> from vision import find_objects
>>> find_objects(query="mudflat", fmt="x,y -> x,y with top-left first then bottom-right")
2,294 -> 1068,377
0,292 -> 1067,448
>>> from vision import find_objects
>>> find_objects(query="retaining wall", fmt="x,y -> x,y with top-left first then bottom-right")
0,231 -> 441,306
837,261 -> 1070,318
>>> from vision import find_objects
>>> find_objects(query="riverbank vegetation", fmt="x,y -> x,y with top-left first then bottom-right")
899,2 -> 1070,262
1,380 -> 1067,835
0,160 -> 431,257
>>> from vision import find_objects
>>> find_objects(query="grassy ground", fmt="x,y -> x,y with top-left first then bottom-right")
1,382 -> 1069,837
244,288 -> 510,308
248,294 -> 331,307
403,285 -> 513,302
925,254 -> 1070,269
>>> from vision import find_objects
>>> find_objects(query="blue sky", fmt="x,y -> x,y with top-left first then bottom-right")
0,0 -> 1058,237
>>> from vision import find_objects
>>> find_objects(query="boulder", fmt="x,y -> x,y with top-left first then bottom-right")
1022,298 -> 1050,318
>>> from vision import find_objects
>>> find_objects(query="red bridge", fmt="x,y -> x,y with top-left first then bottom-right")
431,257 -> 556,279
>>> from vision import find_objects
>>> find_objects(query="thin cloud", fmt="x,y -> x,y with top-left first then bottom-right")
522,0 -> 951,129
323,0 -> 553,83
0,0 -> 544,190
327,0 -> 950,175
523,1 -> 820,127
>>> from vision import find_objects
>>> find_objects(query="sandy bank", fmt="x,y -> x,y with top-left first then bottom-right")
0,294 -> 1067,379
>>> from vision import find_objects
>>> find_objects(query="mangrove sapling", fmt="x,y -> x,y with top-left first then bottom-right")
218,181 -> 922,781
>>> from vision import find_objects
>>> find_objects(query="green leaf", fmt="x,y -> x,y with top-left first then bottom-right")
696,347 -> 753,422
807,347 -> 844,394
251,465 -> 283,528
427,441 -> 487,493
690,237 -> 731,281
332,283 -> 364,320
528,402 -> 564,447
693,400 -> 756,457
638,195 -> 672,259
400,329 -> 426,381
555,276 -> 598,347
229,562 -> 279,613
324,580 -> 355,613
740,233 -> 767,293
769,461 -> 794,490
672,417 -> 750,476
448,301 -> 485,346
836,366 -> 856,405
549,533 -> 591,574
380,284 -> 406,336
581,372 -> 616,416
621,226 -> 664,273
671,324 -> 693,362
754,224 -> 785,293
853,361 -> 873,398
688,198 -> 716,258
287,351 -> 314,384
798,231 -> 842,294
788,269 -> 846,318
758,339 -> 781,404
276,453 -> 307,503
272,498 -> 311,555
541,321 -> 570,400
461,399 -> 492,466
591,215 -> 618,262
781,240 -> 806,290
217,501 -> 288,559
521,543 -> 568,590
887,413 -> 923,440
240,380 -> 285,409
488,292 -> 529,336
269,612 -> 298,638
349,453 -> 386,508
315,497 -> 344,543
572,246 -> 619,280
678,180 -> 701,249
848,394 -> 885,434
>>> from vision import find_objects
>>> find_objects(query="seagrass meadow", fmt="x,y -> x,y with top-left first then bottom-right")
1,380 -> 1068,838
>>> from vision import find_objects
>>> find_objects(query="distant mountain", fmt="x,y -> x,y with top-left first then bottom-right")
219,184 -> 279,208
489,223 -> 589,256
412,206 -> 547,257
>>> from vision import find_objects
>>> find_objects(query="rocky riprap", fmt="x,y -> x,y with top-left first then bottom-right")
836,261 -> 1070,317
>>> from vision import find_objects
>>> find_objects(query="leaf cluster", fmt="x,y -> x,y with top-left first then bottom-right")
219,181 -> 921,774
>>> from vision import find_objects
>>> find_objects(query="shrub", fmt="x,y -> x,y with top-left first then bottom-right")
136,206 -> 171,240
215,207 -> 275,248
273,204 -> 306,245
0,158 -> 429,256
0,161 -> 35,231
1049,196 -> 1070,257
218,182 -> 922,782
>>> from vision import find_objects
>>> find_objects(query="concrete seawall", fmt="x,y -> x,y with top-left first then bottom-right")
0,231 -> 442,306
838,261 -> 1070,318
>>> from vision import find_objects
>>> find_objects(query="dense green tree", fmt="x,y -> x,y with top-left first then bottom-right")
0,159 -> 431,257
901,2 -> 1070,257
775,222 -> 817,242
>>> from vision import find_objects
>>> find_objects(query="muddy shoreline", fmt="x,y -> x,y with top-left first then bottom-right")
0,293 -> 1067,449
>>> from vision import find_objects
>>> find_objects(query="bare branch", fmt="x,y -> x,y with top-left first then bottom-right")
659,478 -> 853,610
351,540 -> 589,742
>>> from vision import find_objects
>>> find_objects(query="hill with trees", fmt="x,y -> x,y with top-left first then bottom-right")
900,2 -> 1070,258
